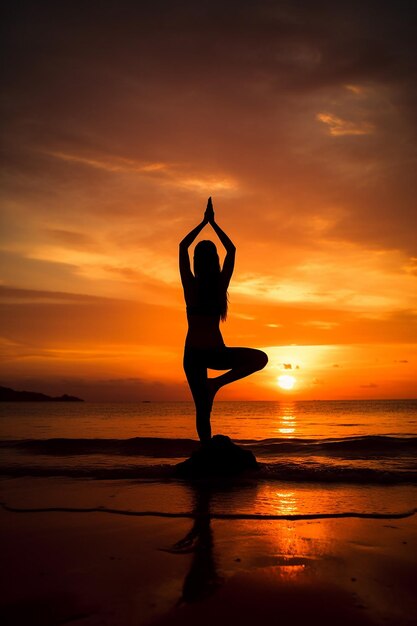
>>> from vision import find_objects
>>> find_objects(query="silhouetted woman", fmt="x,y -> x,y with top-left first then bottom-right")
179,198 -> 268,444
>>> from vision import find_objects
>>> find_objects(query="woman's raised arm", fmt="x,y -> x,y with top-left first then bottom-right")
179,215 -> 207,287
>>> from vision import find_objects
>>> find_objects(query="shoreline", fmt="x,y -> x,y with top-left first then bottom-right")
2,500 -> 416,522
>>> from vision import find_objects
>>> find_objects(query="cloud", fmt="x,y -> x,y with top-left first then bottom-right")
101,265 -> 144,281
44,150 -> 238,193
303,320 -> 340,330
45,229 -> 100,251
47,151 -> 170,175
2,0 -> 417,259
0,375 -> 185,402
316,113 -> 374,136
344,84 -> 365,95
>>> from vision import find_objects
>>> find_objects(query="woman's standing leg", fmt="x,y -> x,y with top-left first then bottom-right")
184,349 -> 212,444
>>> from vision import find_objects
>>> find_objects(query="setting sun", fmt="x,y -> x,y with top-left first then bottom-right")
277,375 -> 296,390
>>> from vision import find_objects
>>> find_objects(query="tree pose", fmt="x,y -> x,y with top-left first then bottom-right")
179,198 -> 268,444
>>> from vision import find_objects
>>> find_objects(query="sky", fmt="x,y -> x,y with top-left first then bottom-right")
1,0 -> 416,401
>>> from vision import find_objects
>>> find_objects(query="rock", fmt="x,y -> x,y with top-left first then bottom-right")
174,434 -> 258,479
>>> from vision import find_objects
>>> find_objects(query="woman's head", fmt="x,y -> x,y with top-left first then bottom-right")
193,240 -> 220,279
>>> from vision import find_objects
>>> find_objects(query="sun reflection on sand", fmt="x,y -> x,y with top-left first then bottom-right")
275,491 -> 298,515
254,485 -> 332,580
271,490 -> 304,579
277,564 -> 306,579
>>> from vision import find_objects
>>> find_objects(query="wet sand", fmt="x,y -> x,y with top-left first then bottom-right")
1,478 -> 416,626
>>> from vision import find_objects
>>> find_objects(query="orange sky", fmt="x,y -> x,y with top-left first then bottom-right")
1,1 -> 416,400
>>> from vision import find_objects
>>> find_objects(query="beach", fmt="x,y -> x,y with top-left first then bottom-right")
1,476 -> 416,626
1,400 -> 416,625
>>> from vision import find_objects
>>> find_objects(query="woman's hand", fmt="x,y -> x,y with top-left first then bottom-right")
204,197 -> 215,224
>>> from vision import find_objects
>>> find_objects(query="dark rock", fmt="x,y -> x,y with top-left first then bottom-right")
174,434 -> 258,478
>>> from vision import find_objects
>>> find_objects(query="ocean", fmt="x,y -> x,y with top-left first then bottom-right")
1,400 -> 417,519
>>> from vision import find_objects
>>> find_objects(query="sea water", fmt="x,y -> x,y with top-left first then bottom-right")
1,400 -> 417,519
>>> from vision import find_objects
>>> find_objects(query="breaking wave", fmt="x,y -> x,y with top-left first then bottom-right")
1,435 -> 416,484
2,434 -> 417,457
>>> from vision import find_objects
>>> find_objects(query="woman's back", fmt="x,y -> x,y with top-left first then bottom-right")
184,276 -> 225,348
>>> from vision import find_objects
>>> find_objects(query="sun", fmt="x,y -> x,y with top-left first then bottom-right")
277,375 -> 296,390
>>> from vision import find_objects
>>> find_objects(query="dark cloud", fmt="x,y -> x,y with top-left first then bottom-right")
1,0 -> 417,395
0,375 -> 185,401
0,285 -> 105,303
0,251 -> 84,294
3,10 -> 416,183
0,285 -> 182,347
14,0 -> 416,256
45,229 -> 99,250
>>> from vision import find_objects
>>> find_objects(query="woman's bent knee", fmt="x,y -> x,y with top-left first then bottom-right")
256,349 -> 268,371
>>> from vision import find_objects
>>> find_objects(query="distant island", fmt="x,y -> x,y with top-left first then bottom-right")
0,386 -> 84,402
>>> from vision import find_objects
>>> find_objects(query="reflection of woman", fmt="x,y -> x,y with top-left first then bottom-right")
168,486 -> 221,604
179,197 -> 268,444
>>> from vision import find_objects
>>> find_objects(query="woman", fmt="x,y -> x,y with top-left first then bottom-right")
179,197 -> 268,444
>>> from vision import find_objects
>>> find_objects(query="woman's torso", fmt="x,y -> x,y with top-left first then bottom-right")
184,279 -> 225,349
185,312 -> 225,349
